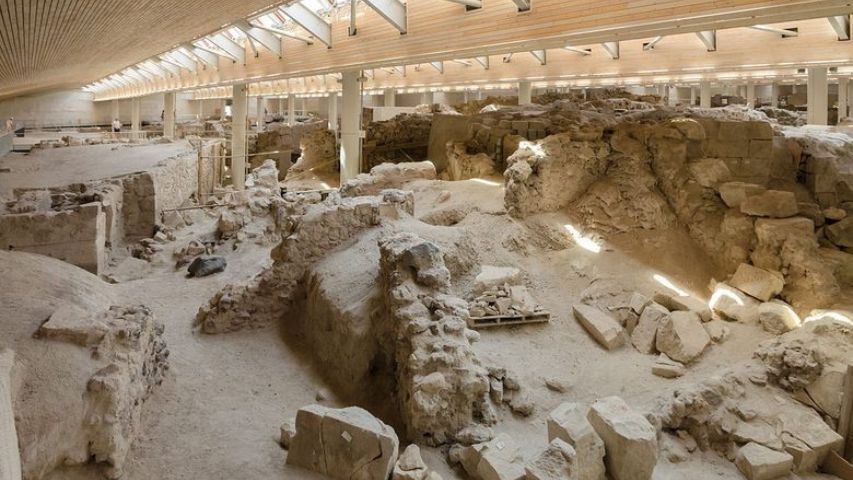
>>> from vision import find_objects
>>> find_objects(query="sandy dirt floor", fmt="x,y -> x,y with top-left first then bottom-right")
0,141 -> 194,196
3,143 -> 846,479
70,177 -> 828,479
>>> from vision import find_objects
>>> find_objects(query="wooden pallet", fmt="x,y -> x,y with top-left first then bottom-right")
468,311 -> 551,329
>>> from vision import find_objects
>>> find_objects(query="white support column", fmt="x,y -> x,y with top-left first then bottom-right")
477,90 -> 483,100
328,92 -> 338,132
518,81 -> 532,104
111,99 -> 120,123
690,87 -> 697,106
839,77 -> 849,122
848,81 -> 853,123
807,67 -> 829,125
340,70 -> 363,183
421,91 -> 434,105
231,83 -> 249,190
256,96 -> 265,129
464,90 -> 470,103
278,97 -> 285,116
131,98 -> 141,141
384,88 -> 396,107
300,97 -> 307,116
700,81 -> 712,108
770,83 -> 779,108
163,92 -> 176,139
746,83 -> 756,109
667,85 -> 678,107
288,95 -> 296,126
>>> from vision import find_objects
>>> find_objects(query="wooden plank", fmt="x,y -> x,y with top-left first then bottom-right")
468,311 -> 551,329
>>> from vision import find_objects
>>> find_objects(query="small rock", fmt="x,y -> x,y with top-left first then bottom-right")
315,388 -> 330,402
461,433 -> 526,480
187,256 -> 227,277
652,354 -> 686,379
628,292 -> 651,315
709,282 -> 759,323
473,265 -> 523,294
545,378 -> 571,393
280,419 -> 296,449
660,432 -> 690,463
508,391 -> 535,417
703,320 -> 731,343
393,444 -> 428,480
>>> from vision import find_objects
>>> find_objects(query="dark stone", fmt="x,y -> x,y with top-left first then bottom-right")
187,256 -> 227,277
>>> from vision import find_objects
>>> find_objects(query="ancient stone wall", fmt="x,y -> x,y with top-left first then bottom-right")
340,161 -> 436,197
195,190 -> 415,333
377,233 -> 493,445
363,113 -> 432,169
121,152 -> 199,239
0,349 -> 21,480
0,202 -> 106,274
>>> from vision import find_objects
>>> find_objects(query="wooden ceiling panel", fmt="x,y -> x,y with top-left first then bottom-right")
0,0 -> 284,98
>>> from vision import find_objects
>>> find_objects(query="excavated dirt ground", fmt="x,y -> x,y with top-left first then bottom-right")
3,139 -> 851,479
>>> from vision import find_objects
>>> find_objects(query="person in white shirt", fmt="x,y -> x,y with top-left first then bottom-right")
112,118 -> 122,133
5,118 -> 13,131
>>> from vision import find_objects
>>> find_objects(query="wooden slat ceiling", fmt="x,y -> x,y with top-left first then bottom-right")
0,0 -> 284,99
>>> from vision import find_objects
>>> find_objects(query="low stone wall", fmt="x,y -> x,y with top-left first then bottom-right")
0,202 -> 106,274
121,152 -> 200,239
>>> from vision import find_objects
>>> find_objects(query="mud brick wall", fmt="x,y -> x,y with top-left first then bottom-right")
0,203 -> 106,274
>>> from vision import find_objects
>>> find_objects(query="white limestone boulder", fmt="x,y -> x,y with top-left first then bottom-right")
573,304 -> 625,351
655,311 -> 710,364
587,397 -> 658,480
709,282 -> 759,323
631,302 -> 668,355
524,438 -> 578,480
547,402 -> 606,480
393,444 -> 428,480
729,263 -> 785,302
460,433 -> 526,480
653,293 -> 711,322
735,442 -> 793,480
757,300 -> 801,334
286,405 -> 399,480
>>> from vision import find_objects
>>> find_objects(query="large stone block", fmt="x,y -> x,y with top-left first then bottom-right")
547,403 -> 606,480
524,439 -> 578,480
653,293 -> 711,322
735,442 -> 793,480
631,302 -> 668,354
826,216 -> 853,248
461,433 -> 526,480
572,304 -> 625,351
688,158 -> 731,188
709,282 -> 759,323
740,190 -> 798,218
587,397 -> 657,480
474,265 -> 523,294
655,311 -> 710,363
729,263 -> 784,302
287,405 -> 399,480
718,182 -> 766,208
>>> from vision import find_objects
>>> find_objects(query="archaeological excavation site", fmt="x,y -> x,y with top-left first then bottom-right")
4,1 -> 853,480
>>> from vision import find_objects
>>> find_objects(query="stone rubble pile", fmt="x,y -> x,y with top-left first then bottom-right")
341,161 -> 437,197
468,283 -> 545,318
